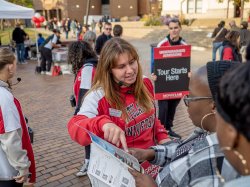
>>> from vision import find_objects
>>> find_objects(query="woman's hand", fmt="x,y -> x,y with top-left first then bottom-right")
102,123 -> 128,152
150,73 -> 157,81
159,138 -> 171,144
129,148 -> 155,162
13,175 -> 27,183
128,168 -> 157,187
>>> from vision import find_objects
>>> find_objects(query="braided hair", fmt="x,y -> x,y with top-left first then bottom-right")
67,41 -> 97,75
217,63 -> 250,142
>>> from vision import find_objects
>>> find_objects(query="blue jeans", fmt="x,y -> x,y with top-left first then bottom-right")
212,42 -> 223,61
16,43 -> 25,63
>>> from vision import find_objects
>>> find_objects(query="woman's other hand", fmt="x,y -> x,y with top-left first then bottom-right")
150,73 -> 157,81
129,148 -> 155,162
128,168 -> 157,187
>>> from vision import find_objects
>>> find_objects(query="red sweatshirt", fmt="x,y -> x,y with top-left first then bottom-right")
68,77 -> 168,149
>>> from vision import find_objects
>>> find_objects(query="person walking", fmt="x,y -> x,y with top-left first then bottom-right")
220,30 -> 242,62
12,23 -> 27,64
156,18 -> 186,139
239,21 -> 250,62
211,21 -> 228,61
95,22 -> 112,55
98,19 -> 103,33
229,20 -> 240,32
0,48 -> 36,186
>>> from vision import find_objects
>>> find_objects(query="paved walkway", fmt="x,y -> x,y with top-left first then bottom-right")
14,26 -> 214,186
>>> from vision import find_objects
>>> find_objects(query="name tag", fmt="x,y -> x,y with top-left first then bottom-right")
109,108 -> 122,117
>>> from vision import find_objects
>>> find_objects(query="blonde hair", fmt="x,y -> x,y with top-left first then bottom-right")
91,38 -> 153,118
0,48 -> 15,71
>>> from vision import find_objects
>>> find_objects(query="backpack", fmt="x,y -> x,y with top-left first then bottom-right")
52,65 -> 62,76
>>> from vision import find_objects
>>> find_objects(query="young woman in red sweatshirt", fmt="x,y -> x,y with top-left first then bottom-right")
67,38 -> 169,175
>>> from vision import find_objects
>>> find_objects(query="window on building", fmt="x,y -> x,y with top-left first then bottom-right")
102,0 -> 110,5
196,0 -> 202,13
188,0 -> 202,14
187,0 -> 195,13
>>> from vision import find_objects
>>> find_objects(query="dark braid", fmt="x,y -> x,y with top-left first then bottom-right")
217,63 -> 250,142
67,41 -> 97,75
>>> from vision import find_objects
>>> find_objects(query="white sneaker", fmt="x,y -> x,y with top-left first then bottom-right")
46,71 -> 52,76
41,71 -> 46,75
22,61 -> 28,64
76,159 -> 89,177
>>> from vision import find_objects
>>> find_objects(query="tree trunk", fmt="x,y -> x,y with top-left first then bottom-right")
226,0 -> 230,18
85,0 -> 91,26
241,0 -> 244,21
0,19 -> 4,31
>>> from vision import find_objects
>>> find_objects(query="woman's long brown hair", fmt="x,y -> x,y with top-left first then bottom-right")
91,38 -> 153,118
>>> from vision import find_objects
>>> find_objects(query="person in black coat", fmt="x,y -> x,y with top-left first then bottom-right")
95,22 -> 112,55
12,23 -> 27,64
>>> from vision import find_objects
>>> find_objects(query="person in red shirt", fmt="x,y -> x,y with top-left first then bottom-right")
156,18 -> 187,139
68,41 -> 98,177
0,48 -> 36,186
221,30 -> 242,62
67,38 -> 169,175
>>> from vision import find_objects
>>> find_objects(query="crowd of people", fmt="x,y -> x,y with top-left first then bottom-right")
212,20 -> 250,62
1,17 -> 250,187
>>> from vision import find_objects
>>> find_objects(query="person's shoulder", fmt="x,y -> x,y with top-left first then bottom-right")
180,39 -> 187,45
157,37 -> 169,47
85,87 -> 105,101
96,34 -> 103,40
143,76 -> 151,83
0,87 -> 13,103
143,76 -> 154,91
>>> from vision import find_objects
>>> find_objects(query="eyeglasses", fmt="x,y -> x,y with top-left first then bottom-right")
183,95 -> 212,107
105,28 -> 112,31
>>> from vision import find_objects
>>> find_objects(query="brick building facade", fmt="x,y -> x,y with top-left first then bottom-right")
33,0 -> 161,22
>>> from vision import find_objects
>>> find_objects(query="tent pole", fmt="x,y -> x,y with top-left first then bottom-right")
34,25 -> 40,66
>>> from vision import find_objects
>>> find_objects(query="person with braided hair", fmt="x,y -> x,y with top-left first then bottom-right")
67,41 -> 98,177
216,63 -> 250,187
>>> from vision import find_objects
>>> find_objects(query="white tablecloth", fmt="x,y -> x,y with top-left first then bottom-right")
52,47 -> 71,74
52,47 -> 68,62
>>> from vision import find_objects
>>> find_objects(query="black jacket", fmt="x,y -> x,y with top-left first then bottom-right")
95,33 -> 112,55
12,27 -> 26,44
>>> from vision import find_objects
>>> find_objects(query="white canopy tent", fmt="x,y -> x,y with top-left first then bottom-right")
0,0 -> 41,65
0,0 -> 34,19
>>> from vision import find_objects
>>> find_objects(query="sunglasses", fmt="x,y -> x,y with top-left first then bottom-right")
105,28 -> 112,31
183,95 -> 212,107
